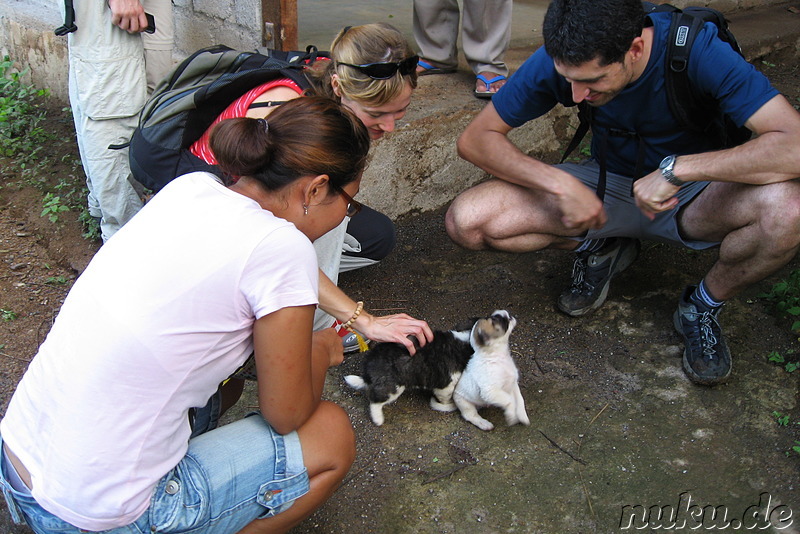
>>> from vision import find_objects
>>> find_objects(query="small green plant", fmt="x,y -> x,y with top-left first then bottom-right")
45,275 -> 68,285
768,351 -> 785,364
772,411 -> 791,426
78,209 -> 101,241
767,351 -> 799,373
793,441 -> 800,456
760,271 -> 800,333
0,56 -> 50,160
1,309 -> 18,322
41,193 -> 70,223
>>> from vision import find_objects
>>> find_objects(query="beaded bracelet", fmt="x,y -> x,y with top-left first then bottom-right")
342,301 -> 364,329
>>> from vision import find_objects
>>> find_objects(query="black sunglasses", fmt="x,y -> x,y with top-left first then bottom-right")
337,55 -> 419,80
333,185 -> 362,218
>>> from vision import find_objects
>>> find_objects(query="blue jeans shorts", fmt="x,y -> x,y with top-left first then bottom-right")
560,160 -> 720,250
1,414 -> 309,533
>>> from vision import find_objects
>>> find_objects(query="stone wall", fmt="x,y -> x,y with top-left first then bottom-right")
0,0 -> 265,102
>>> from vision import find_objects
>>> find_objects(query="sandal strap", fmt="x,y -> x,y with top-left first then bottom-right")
476,73 -> 507,85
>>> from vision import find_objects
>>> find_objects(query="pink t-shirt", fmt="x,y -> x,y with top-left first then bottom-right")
0,172 -> 318,530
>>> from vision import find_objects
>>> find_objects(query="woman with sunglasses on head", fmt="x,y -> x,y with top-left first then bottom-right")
187,23 -> 432,364
1,97 -> 371,534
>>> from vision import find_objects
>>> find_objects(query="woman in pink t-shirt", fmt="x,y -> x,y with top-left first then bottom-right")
1,97 -> 378,534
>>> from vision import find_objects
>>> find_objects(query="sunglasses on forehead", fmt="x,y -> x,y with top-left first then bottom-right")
337,55 -> 419,80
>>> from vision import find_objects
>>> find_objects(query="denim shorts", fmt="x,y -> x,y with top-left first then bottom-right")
560,160 -> 720,250
1,413 -> 309,533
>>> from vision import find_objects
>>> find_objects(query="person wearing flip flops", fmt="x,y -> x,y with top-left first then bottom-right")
412,0 -> 511,99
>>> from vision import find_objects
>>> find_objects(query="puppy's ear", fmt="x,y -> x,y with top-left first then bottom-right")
472,319 -> 490,347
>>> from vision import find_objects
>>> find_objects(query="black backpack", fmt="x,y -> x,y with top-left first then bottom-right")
643,1 -> 751,147
561,2 -> 751,196
126,44 -> 327,193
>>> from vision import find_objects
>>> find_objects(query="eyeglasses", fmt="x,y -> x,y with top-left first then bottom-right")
333,185 -> 362,217
337,56 -> 419,80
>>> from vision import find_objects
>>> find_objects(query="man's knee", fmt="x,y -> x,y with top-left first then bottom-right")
445,194 -> 485,250
760,181 -> 800,244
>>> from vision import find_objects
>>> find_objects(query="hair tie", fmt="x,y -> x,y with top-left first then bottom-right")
257,118 -> 269,134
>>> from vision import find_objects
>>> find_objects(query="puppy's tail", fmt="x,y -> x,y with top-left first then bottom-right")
344,375 -> 366,390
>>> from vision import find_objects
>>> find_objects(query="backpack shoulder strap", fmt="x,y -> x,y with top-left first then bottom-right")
560,102 -> 592,164
664,11 -> 706,130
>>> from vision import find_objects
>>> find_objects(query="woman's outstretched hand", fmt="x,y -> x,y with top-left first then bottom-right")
353,312 -> 434,355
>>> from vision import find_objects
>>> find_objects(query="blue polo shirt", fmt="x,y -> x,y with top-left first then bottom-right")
493,11 -> 779,177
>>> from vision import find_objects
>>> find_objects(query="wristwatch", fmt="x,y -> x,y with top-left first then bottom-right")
659,155 -> 685,186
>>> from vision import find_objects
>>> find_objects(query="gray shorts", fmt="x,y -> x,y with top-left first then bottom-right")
560,160 -> 720,250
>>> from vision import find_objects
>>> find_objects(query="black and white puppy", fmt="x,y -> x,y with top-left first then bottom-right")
344,319 -> 477,426
453,309 -> 530,431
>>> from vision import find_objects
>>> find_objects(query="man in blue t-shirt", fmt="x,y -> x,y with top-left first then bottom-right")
445,0 -> 800,386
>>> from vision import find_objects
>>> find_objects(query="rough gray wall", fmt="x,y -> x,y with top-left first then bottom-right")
0,0 -> 67,101
0,0 -> 265,102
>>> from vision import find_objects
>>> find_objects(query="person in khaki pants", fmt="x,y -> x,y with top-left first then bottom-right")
412,0 -> 511,98
63,0 -> 173,241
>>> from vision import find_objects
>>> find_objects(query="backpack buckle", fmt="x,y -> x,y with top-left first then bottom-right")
669,57 -> 688,73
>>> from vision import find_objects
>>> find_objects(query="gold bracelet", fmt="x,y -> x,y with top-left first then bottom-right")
342,301 -> 364,329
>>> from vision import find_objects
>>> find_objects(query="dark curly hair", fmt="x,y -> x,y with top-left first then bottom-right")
543,0 -> 645,66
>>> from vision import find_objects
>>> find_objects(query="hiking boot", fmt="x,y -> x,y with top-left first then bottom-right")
673,286 -> 732,385
557,238 -> 640,316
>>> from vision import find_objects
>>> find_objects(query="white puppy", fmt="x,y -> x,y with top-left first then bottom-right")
453,310 -> 530,431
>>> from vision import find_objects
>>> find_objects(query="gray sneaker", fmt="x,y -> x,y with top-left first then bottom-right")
342,330 -> 367,353
673,286 -> 732,385
557,238 -> 640,316
332,320 -> 370,353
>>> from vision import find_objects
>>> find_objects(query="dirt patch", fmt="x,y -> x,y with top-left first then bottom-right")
1,46 -> 799,533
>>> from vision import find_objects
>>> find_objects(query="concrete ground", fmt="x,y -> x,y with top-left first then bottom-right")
283,207 -> 800,533
291,4 -> 800,533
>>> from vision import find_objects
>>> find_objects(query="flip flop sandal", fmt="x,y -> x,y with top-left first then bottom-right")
417,59 -> 457,76
474,73 -> 507,99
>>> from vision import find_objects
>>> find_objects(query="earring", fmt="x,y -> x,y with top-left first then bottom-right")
303,204 -> 309,215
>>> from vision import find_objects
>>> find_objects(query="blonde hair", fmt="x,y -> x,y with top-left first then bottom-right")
308,23 -> 418,107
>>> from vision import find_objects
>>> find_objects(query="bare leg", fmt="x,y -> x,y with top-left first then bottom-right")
237,401 -> 355,534
445,178 -> 581,252
678,181 -> 800,300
